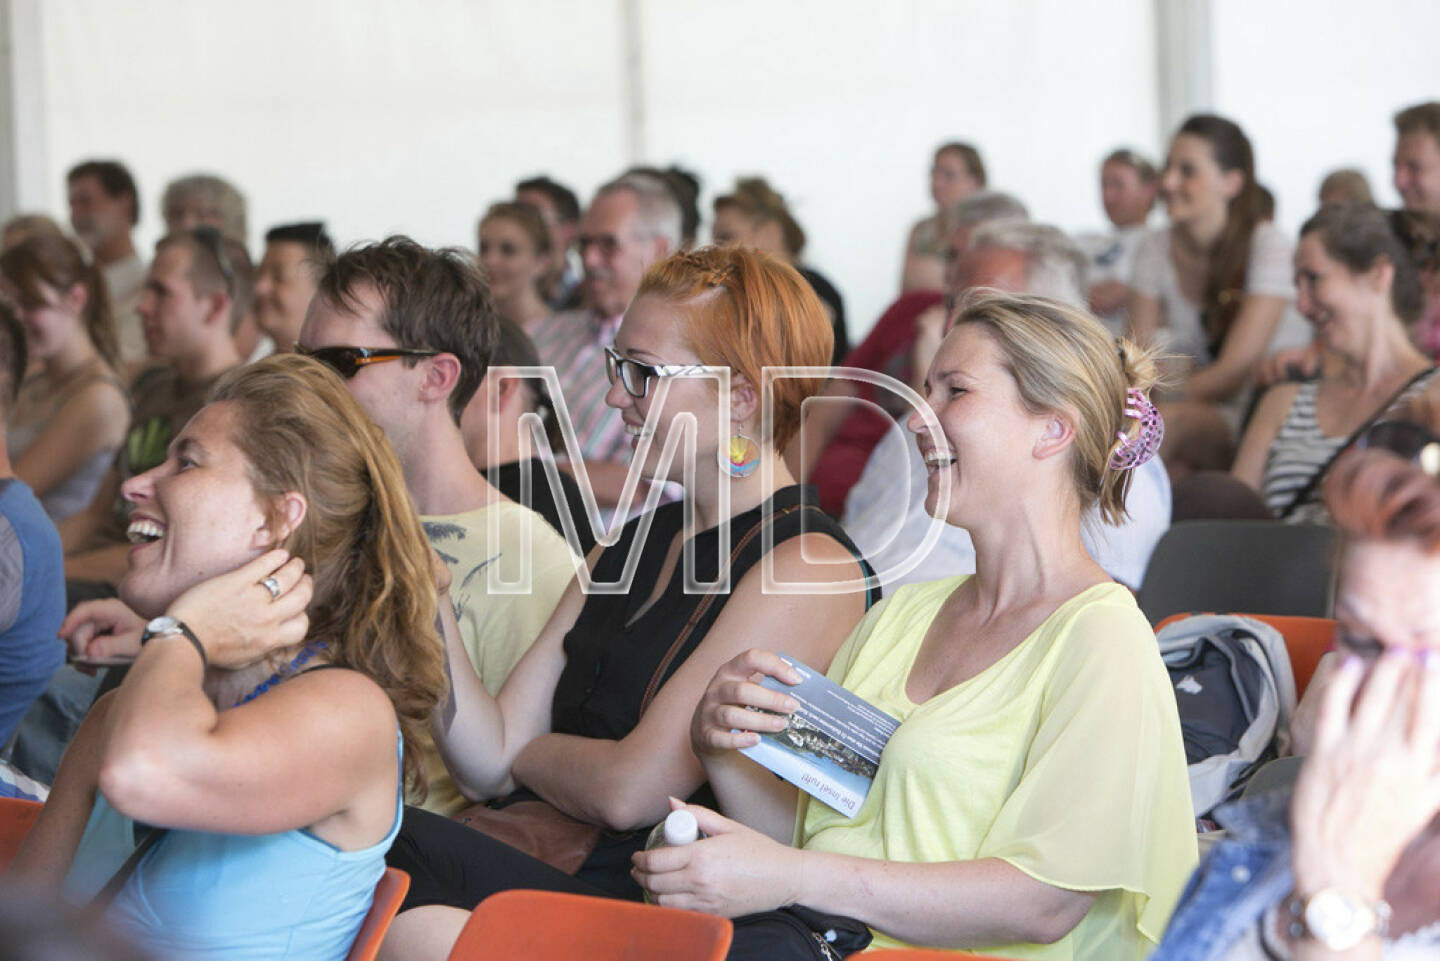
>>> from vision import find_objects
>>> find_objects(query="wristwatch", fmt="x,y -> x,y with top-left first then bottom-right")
1284,887 -> 1392,951
141,615 -> 196,646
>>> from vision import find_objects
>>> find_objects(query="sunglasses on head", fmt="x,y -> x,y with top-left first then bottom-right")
295,344 -> 440,379
1356,419 -> 1440,476
189,226 -> 235,297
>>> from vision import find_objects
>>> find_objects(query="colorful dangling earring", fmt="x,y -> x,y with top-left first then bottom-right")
721,431 -> 761,479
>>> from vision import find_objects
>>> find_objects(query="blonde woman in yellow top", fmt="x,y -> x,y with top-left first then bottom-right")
634,292 -> 1198,960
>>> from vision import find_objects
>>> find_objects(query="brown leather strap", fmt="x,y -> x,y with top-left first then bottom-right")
637,504 -> 805,716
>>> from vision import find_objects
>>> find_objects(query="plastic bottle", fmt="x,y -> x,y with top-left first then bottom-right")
646,808 -> 700,850
643,809 -> 701,903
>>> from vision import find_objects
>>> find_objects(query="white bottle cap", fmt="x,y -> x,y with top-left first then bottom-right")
663,808 -> 699,846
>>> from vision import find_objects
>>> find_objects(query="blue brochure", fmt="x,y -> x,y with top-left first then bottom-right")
738,653 -> 900,818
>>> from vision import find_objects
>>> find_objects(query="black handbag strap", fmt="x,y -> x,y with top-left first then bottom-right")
1278,366 -> 1436,519
89,826 -> 165,910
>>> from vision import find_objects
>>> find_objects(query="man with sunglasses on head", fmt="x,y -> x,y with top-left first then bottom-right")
529,172 -> 682,511
298,236 -> 579,817
57,228 -> 243,595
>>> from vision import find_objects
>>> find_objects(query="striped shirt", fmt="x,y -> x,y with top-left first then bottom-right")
1264,368 -> 1440,520
530,308 -> 629,464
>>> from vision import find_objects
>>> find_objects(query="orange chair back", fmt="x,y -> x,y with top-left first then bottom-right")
448,889 -> 732,961
0,796 -> 42,871
866,951 -> 1028,959
1155,612 -> 1337,698
345,867 -> 410,961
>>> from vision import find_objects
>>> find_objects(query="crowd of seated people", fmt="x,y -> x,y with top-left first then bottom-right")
0,94 -> 1438,961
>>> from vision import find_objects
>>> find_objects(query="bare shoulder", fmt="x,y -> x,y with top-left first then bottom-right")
761,531 -> 866,588
1255,380 -> 1304,421
267,667 -> 398,734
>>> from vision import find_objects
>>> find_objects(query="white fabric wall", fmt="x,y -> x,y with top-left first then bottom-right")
35,0 -> 631,252
25,0 -> 1158,341
29,1 -> 1440,342
640,0 -> 1159,336
1211,0 -> 1440,240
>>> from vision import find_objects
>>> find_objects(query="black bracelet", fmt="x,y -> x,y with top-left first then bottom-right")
177,628 -> 208,670
141,617 -> 208,670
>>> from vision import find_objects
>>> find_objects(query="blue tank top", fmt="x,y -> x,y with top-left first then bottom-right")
63,732 -> 402,961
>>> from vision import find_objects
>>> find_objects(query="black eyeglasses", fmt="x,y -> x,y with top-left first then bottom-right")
603,345 -> 707,398
189,226 -> 234,297
295,344 -> 440,379
1356,419 -> 1440,476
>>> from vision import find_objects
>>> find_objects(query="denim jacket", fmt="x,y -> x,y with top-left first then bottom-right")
1149,791 -> 1295,961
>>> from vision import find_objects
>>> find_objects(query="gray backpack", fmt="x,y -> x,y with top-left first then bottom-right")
1156,614 -> 1298,818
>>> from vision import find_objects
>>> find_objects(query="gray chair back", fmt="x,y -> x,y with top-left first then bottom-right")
1137,521 -> 1337,626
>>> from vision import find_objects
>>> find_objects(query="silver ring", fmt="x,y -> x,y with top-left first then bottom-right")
261,576 -> 281,601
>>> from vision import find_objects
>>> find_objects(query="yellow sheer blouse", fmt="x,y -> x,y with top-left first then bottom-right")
797,576 -> 1197,959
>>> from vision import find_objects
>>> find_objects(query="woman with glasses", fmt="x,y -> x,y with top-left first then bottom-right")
380,246 -> 875,960
633,293 -> 1196,961
11,354 -> 447,960
1152,444 -> 1440,960
1232,204 -> 1439,522
1,232 -> 129,521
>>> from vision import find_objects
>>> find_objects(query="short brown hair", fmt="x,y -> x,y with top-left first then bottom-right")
67,160 -> 139,226
316,236 -> 500,423
1318,168 -> 1374,207
1394,101 -> 1440,148
936,142 -> 987,187
636,245 -> 832,451
1104,148 -> 1158,183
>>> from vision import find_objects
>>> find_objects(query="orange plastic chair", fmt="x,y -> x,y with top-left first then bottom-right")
867,953 -> 1027,960
0,796 -> 42,871
1155,612 -> 1337,698
345,867 -> 410,961
447,889 -> 732,961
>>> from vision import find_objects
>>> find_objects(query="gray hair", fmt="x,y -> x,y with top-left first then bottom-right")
596,172 -> 683,252
161,173 -> 248,243
969,220 -> 1089,309
951,190 -> 1029,227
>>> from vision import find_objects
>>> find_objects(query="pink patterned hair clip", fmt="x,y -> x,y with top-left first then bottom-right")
1109,388 -> 1164,471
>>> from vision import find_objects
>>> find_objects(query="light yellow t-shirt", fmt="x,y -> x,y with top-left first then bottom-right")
798,576 -> 1197,959
417,500 -> 580,815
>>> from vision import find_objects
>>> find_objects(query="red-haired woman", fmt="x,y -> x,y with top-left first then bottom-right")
381,246 -> 875,959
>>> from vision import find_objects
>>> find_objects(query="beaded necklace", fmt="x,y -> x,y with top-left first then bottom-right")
237,640 -> 328,706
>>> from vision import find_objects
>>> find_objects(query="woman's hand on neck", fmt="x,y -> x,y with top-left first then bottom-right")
204,646 -> 312,710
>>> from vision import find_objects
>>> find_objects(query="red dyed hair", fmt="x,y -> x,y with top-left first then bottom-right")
635,245 -> 832,451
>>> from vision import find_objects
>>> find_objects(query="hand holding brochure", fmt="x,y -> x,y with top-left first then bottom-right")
738,653 -> 900,818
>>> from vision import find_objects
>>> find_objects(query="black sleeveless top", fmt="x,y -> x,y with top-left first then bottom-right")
550,484 -> 876,742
